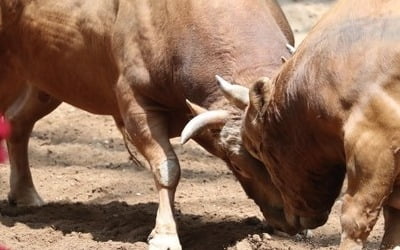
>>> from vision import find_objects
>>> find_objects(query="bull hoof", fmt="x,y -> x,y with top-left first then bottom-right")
8,188 -> 45,207
297,229 -> 313,238
338,238 -> 363,250
148,232 -> 182,250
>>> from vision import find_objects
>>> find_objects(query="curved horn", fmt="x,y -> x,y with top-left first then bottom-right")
286,43 -> 296,54
181,110 -> 229,144
186,99 -> 207,115
216,75 -> 249,110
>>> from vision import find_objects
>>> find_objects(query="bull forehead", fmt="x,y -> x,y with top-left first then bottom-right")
243,114 -> 343,214
261,145 -> 345,215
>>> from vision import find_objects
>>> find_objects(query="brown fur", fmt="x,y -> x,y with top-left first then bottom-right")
0,0 -> 294,248
242,0 -> 400,248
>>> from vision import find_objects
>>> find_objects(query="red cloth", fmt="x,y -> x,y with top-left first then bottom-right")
0,115 -> 10,163
0,245 -> 9,250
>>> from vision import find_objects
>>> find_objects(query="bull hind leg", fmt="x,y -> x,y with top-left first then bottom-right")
340,124 -> 399,250
6,86 -> 61,206
115,77 -> 181,250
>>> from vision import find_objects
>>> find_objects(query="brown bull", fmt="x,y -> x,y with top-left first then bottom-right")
216,0 -> 400,249
0,0 -> 294,248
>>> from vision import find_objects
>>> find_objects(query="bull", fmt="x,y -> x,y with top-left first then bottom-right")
213,0 -> 400,248
0,0 -> 294,249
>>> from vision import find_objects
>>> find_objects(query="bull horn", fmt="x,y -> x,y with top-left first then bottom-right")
181,110 -> 229,144
286,43 -> 296,54
186,99 -> 207,115
216,75 -> 249,110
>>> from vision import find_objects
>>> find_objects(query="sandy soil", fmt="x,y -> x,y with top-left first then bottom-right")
0,0 -> 386,249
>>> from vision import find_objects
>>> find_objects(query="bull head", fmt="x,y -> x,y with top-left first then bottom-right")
180,77 -> 303,234
213,75 -> 332,232
181,75 -> 274,161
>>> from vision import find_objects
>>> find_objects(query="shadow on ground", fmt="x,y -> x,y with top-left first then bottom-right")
0,200 -> 267,250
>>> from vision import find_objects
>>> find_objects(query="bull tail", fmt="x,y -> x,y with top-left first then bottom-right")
114,120 -> 145,169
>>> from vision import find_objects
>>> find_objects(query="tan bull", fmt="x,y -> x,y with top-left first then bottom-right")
0,0 -> 295,248
212,0 -> 400,249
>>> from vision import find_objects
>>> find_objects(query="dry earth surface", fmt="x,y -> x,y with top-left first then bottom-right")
0,0 -> 385,249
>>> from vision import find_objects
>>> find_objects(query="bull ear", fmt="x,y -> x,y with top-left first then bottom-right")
216,75 -> 249,110
249,77 -> 272,115
181,110 -> 229,144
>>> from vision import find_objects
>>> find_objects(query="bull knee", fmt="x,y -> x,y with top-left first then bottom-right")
341,196 -> 379,242
154,159 -> 180,188
341,210 -> 368,242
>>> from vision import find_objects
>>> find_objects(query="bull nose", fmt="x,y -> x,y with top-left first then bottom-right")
261,207 -> 302,235
299,211 -> 329,229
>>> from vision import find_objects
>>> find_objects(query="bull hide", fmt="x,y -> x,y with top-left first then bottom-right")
0,0 -> 294,249
220,0 -> 400,249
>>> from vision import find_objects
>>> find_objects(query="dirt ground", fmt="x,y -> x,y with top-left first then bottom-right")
0,0 -> 386,249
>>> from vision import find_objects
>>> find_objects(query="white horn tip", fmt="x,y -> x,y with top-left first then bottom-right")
215,74 -> 226,83
180,123 -> 192,145
185,99 -> 192,107
180,136 -> 189,145
215,75 -> 232,89
286,43 -> 296,54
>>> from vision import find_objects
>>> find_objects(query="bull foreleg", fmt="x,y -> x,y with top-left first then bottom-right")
381,188 -> 400,249
115,77 -> 181,250
340,126 -> 399,250
6,85 -> 61,206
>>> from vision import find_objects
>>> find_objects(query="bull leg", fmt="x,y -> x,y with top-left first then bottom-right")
381,187 -> 400,249
340,128 -> 398,250
6,86 -> 61,206
115,78 -> 181,250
